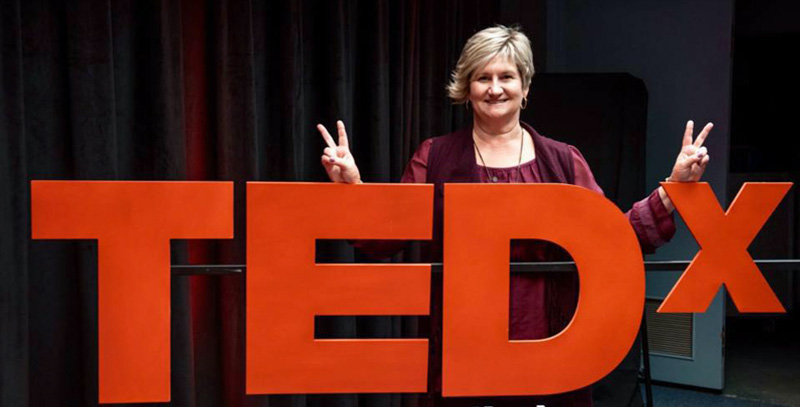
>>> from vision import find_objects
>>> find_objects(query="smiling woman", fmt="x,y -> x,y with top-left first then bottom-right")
316,24 -> 714,407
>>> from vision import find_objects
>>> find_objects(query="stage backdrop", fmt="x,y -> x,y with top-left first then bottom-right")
0,1 -> 649,406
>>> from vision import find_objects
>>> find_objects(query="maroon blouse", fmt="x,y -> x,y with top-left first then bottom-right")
400,138 -> 675,341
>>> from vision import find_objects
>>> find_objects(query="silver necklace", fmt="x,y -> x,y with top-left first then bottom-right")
473,126 -> 525,183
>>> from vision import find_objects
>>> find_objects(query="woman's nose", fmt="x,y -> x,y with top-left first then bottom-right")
488,78 -> 502,95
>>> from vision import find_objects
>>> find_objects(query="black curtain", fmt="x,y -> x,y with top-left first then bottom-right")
1,1 -> 548,406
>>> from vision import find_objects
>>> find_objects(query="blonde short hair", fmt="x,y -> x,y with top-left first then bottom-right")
446,25 -> 535,104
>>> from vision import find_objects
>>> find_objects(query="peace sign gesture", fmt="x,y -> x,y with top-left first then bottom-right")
668,120 -> 713,183
317,120 -> 362,184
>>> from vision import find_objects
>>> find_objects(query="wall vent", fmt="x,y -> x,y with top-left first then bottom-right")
645,299 -> 693,358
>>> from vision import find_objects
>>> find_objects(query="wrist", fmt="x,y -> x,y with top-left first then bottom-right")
658,185 -> 675,213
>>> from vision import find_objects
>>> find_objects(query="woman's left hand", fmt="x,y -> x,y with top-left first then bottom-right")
658,120 -> 713,212
669,120 -> 713,182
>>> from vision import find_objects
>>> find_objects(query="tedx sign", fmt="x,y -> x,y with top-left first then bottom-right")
30,181 -> 791,403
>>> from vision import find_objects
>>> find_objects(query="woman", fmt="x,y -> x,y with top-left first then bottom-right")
317,25 -> 711,407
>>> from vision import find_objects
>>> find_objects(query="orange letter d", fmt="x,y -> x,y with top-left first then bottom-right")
442,184 -> 645,396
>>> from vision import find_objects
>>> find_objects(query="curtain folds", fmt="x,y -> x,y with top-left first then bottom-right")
1,0 -> 545,406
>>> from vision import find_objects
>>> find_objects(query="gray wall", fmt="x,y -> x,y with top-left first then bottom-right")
544,0 -> 735,389
545,0 -> 734,261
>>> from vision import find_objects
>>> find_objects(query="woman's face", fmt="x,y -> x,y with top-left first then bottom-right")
468,54 -> 529,123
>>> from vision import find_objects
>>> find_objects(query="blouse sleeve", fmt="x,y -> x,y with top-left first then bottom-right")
400,138 -> 433,183
352,139 -> 434,259
569,145 -> 676,254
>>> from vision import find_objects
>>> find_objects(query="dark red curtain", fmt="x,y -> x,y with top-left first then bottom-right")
1,1 -> 547,406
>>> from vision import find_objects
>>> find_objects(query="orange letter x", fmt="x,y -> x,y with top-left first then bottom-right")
659,182 -> 792,313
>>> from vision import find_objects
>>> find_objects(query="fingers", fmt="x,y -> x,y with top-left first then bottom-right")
681,146 -> 707,167
321,151 -> 351,169
321,153 -> 341,169
321,153 -> 338,175
683,153 -> 702,167
690,154 -> 711,181
683,120 -> 694,147
336,120 -> 349,148
693,122 -> 713,148
699,153 -> 710,168
317,124 -> 338,150
318,120 -> 351,149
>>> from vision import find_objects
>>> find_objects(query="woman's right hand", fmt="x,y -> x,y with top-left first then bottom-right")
317,120 -> 362,184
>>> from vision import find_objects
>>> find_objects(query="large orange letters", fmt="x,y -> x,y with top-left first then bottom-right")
658,182 -> 791,313
442,184 -> 645,396
30,181 -> 233,403
30,181 -> 793,402
246,183 -> 432,394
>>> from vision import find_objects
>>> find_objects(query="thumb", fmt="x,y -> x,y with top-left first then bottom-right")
681,153 -> 703,168
328,156 -> 353,170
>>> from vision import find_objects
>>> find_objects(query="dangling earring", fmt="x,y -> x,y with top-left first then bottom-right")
465,100 -> 471,110
520,97 -> 528,110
